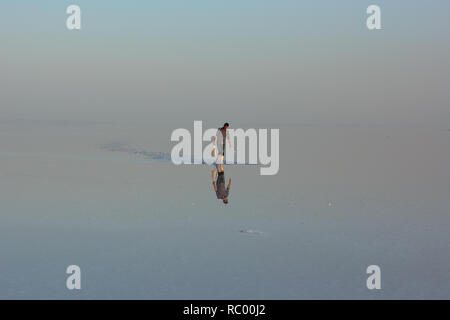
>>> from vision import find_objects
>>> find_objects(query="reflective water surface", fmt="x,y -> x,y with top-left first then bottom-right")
1,122 -> 450,299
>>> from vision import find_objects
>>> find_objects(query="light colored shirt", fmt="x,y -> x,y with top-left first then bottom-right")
216,127 -> 231,145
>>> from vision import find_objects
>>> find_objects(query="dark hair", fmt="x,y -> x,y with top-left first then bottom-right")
224,122 -> 229,128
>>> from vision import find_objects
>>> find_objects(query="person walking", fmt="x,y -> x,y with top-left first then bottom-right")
212,162 -> 231,204
214,122 -> 232,161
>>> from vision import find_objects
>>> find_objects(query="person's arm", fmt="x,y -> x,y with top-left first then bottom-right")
227,131 -> 232,148
213,181 -> 218,192
227,178 -> 231,190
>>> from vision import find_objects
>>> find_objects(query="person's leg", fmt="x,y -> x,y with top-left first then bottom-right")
217,154 -> 224,165
215,153 -> 220,164
216,143 -> 224,164
222,143 -> 226,163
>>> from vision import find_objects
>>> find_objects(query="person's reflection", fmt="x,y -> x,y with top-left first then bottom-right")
212,156 -> 231,204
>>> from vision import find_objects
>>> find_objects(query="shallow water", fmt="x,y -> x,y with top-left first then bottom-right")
0,122 -> 449,299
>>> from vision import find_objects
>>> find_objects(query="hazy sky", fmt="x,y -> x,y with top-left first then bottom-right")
1,1 -> 450,126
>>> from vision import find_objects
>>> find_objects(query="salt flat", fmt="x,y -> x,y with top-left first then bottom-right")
0,122 -> 449,299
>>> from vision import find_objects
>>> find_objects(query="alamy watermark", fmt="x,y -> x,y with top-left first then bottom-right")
170,121 -> 279,176
366,265 -> 381,290
66,265 -> 81,290
66,5 -> 381,31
